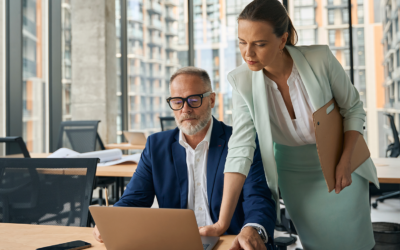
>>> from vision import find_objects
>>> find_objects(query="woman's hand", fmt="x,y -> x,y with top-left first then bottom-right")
335,159 -> 352,194
335,130 -> 359,194
199,221 -> 228,237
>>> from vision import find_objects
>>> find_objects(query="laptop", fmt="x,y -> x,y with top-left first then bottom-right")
89,206 -> 220,250
123,131 -> 147,145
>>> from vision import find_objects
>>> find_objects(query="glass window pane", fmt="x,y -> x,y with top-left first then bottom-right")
193,0 -> 252,125
22,0 -> 47,153
62,0 -> 72,122
117,0 -> 188,134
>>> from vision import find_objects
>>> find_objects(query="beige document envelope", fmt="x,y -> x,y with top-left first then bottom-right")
313,98 -> 370,192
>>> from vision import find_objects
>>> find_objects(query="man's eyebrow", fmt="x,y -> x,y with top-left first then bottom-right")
238,37 -> 268,43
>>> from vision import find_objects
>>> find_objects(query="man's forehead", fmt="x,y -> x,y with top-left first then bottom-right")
170,75 -> 206,96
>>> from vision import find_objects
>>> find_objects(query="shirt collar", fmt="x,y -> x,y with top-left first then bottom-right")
263,63 -> 296,90
179,118 -> 214,150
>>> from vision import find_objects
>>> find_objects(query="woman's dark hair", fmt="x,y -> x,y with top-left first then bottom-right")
238,0 -> 298,46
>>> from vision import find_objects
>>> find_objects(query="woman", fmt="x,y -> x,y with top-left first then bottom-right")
199,1 -> 379,250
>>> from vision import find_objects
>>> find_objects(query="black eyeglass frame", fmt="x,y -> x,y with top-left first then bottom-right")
166,91 -> 212,111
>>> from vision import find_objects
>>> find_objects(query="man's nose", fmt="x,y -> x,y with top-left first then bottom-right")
181,101 -> 193,113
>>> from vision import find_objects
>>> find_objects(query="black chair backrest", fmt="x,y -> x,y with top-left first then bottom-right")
0,158 -> 98,227
57,121 -> 105,153
0,137 -> 30,158
386,114 -> 400,157
159,116 -> 176,131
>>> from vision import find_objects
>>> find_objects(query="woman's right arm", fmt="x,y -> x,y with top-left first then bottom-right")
200,72 -> 258,235
224,73 -> 258,176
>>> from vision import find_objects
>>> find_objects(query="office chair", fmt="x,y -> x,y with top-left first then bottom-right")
159,116 -> 176,131
0,137 -> 30,158
57,120 -> 105,153
57,120 -> 115,206
372,114 -> 400,208
0,158 -> 98,227
275,206 -> 301,250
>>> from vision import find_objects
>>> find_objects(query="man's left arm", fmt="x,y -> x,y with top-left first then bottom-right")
241,138 -> 276,244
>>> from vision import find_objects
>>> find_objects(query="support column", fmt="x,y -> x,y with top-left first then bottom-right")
71,0 -> 117,144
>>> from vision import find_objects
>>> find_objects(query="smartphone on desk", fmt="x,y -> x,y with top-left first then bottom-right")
36,240 -> 91,250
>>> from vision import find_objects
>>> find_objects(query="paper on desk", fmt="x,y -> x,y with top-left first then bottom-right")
71,149 -> 123,163
48,148 -> 141,167
47,148 -> 79,158
97,153 -> 141,167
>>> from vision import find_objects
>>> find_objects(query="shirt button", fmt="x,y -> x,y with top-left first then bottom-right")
196,159 -> 200,162
198,207 -> 202,211
197,182 -> 201,186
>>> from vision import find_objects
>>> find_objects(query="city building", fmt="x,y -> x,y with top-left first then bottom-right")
22,0 -> 47,153
381,0 -> 400,156
115,0 -> 184,137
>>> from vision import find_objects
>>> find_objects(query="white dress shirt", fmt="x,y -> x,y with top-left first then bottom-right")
179,118 -> 268,242
179,119 -> 214,227
264,63 -> 316,146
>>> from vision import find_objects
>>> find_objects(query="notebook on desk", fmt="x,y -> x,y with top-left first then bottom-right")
313,98 -> 370,192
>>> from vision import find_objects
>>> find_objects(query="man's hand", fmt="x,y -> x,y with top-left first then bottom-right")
93,225 -> 103,243
199,221 -> 227,237
335,159 -> 352,194
229,227 -> 267,250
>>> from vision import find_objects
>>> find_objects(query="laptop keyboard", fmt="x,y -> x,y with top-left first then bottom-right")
203,243 -> 210,250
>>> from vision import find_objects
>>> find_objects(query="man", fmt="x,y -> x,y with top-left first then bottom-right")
93,67 -> 276,250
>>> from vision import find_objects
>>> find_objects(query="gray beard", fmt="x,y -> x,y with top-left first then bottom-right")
175,103 -> 212,136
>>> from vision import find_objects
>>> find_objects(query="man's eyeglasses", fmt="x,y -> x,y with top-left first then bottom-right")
166,91 -> 212,111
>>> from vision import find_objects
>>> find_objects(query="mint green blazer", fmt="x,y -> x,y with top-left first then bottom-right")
224,45 -> 379,214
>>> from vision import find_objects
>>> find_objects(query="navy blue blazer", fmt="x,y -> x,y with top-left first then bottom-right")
115,117 -> 276,246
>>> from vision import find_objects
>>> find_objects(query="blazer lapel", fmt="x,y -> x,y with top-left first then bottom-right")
285,45 -> 329,110
251,68 -> 280,205
172,133 -> 188,208
206,118 -> 225,204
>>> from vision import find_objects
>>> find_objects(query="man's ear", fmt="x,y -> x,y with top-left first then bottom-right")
210,92 -> 216,109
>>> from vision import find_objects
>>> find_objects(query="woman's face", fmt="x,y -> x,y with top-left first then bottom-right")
238,20 -> 288,71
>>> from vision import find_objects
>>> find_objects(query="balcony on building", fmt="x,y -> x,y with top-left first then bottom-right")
146,1 -> 162,15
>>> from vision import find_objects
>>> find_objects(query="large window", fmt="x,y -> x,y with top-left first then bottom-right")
192,0 -> 251,124
22,0 -> 47,153
294,7 -> 315,26
116,0 -> 187,135
297,29 -> 316,45
2,0 -> 391,159
62,0 -> 72,121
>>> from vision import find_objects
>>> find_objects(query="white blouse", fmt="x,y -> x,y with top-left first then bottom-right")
264,63 -> 316,147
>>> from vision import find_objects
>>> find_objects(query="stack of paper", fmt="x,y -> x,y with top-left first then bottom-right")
48,148 -> 141,167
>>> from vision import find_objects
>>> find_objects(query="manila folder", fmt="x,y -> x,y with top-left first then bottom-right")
312,98 -> 370,192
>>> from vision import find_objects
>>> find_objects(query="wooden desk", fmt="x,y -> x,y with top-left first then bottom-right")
0,223 -> 235,250
105,143 -> 145,151
30,153 -> 137,178
372,158 -> 400,184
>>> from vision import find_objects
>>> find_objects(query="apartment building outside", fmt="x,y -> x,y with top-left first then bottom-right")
115,0 -> 183,137
381,0 -> 400,156
22,0 -> 47,153
62,0 -> 72,121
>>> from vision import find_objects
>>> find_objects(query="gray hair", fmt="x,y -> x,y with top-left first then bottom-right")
169,66 -> 212,93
